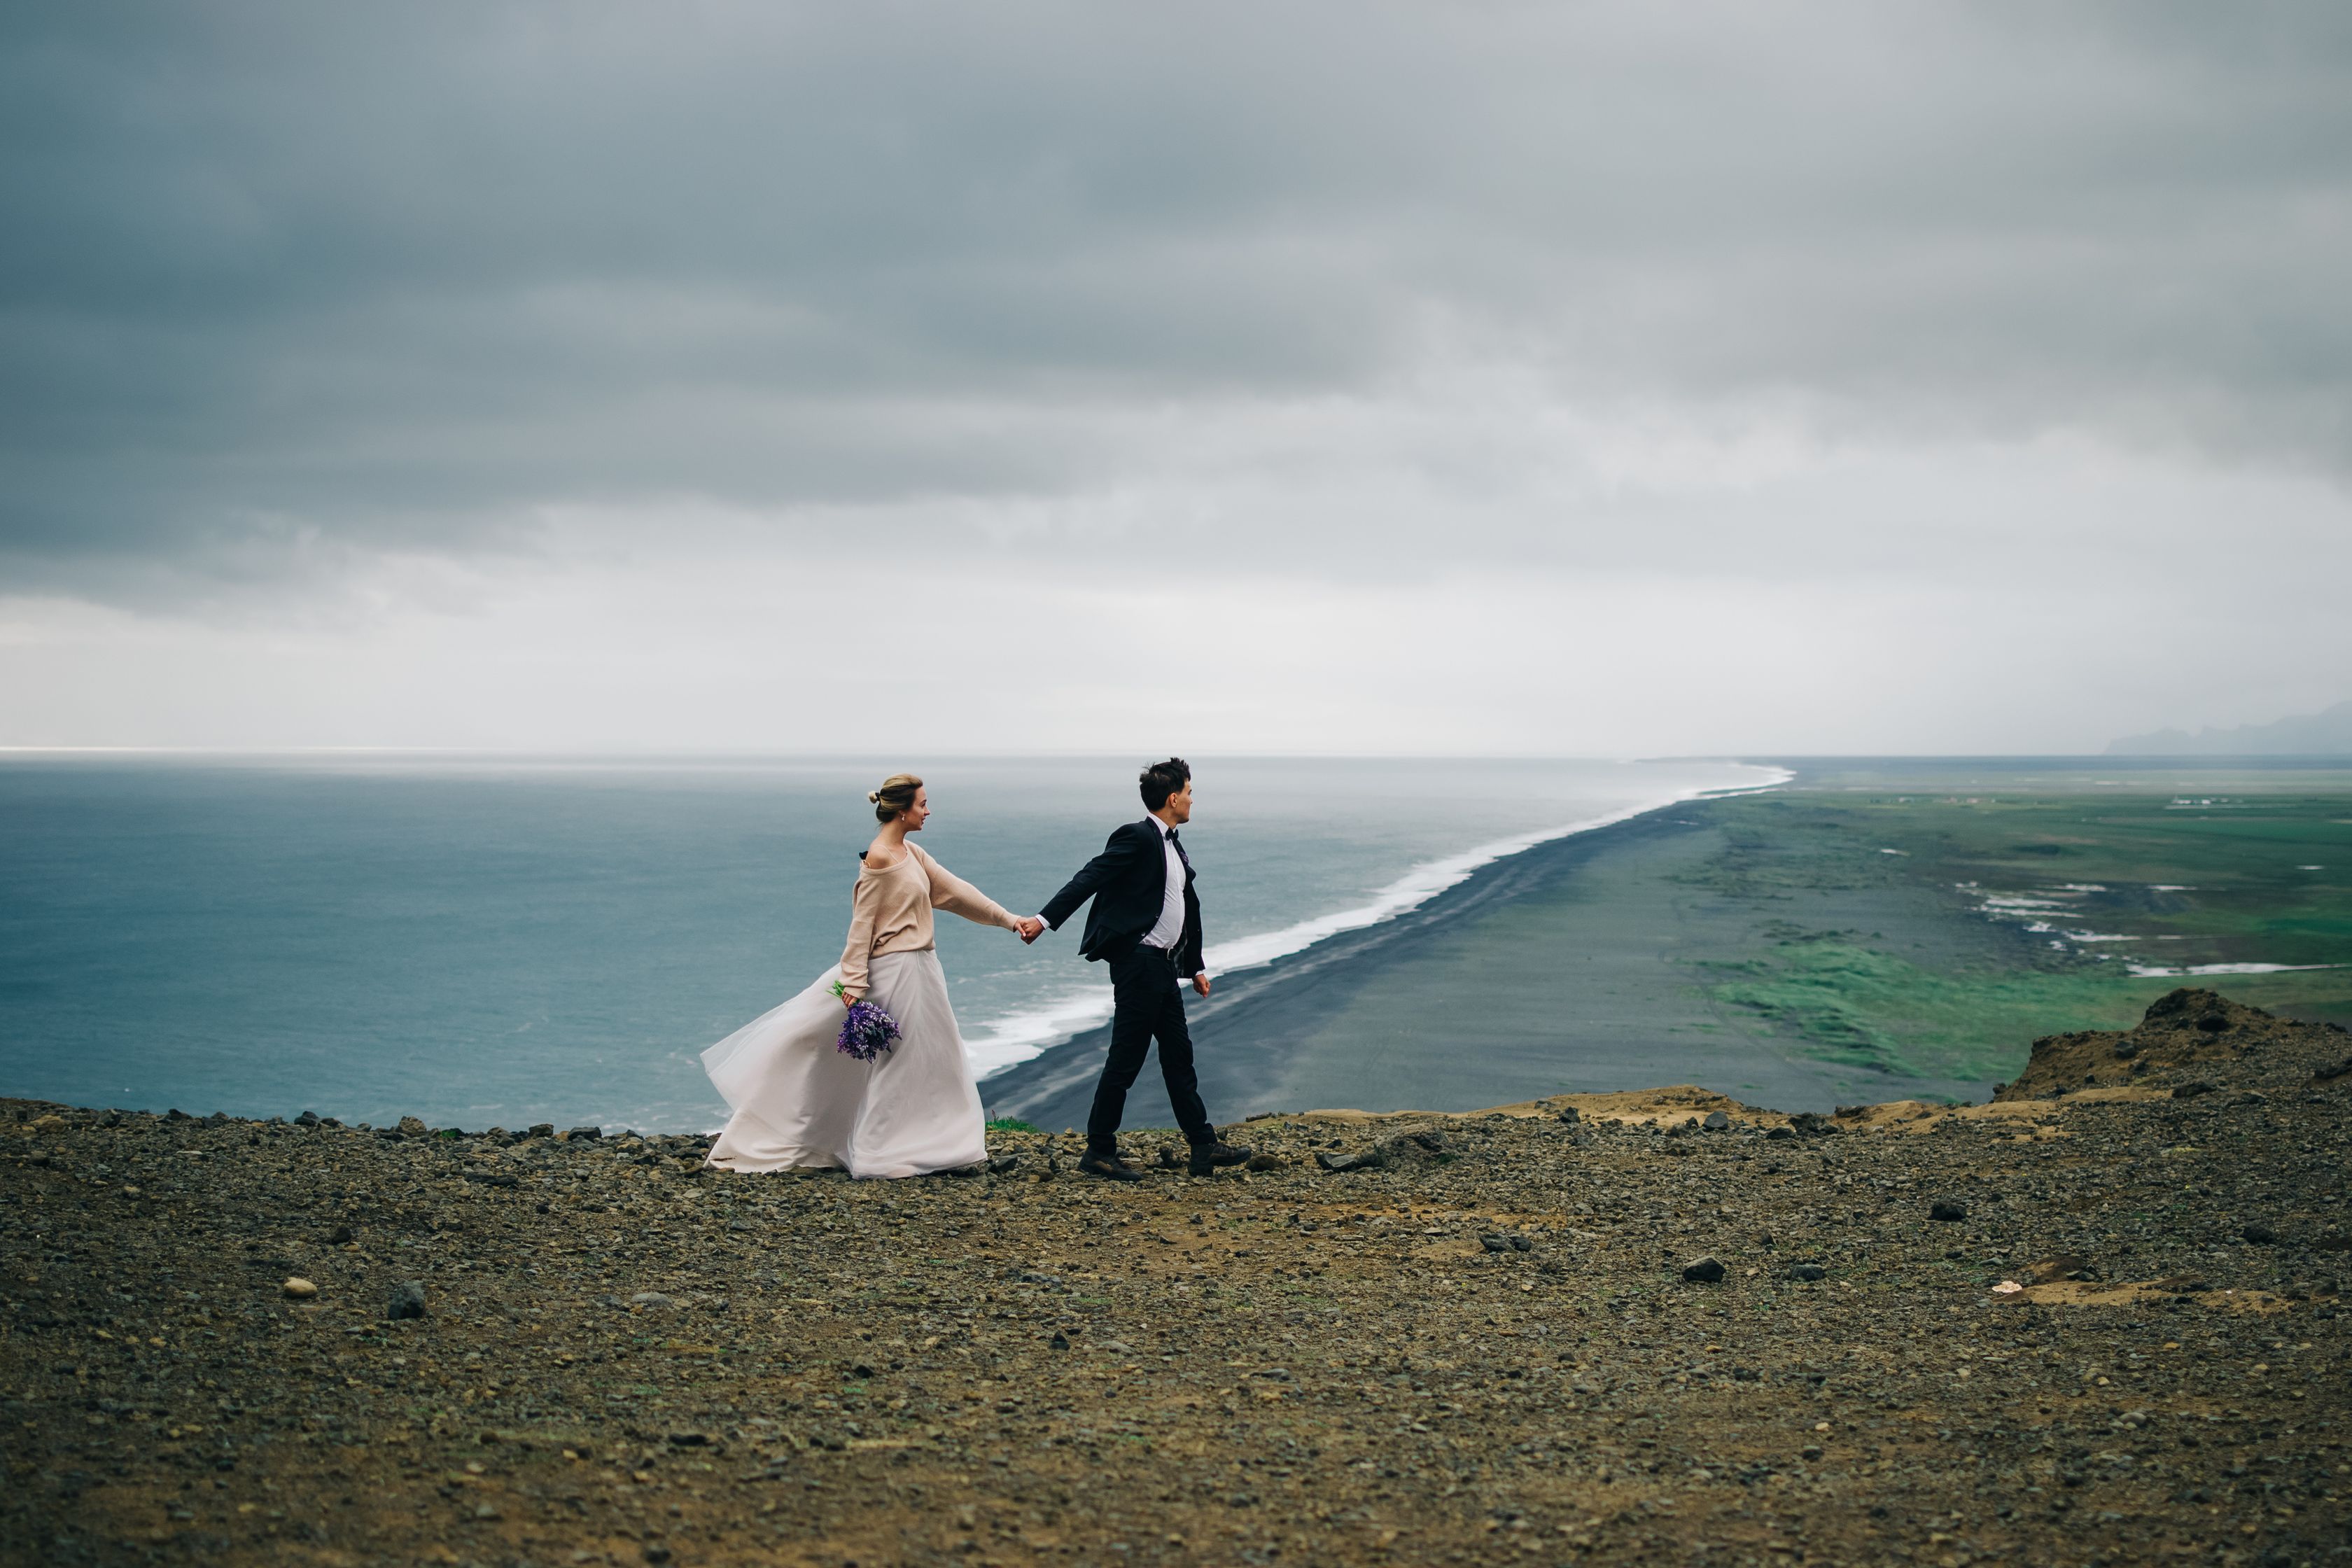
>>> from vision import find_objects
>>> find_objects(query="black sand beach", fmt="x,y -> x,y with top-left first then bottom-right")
983,804 -> 1989,1133
983,763 -> 2352,1133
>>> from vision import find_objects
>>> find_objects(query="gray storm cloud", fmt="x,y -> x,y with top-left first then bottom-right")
1,1 -> 2348,750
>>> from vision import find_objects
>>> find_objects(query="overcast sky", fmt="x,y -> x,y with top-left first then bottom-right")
4,1 -> 2348,754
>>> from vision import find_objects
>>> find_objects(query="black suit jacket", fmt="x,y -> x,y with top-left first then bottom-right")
1039,818 -> 1205,976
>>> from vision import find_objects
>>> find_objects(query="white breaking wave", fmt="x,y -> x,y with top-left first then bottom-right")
964,764 -> 1792,1078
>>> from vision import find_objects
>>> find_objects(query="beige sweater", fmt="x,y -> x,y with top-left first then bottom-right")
839,841 -> 1020,998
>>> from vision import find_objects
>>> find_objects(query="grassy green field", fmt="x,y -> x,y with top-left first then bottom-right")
1692,777 -> 2352,1086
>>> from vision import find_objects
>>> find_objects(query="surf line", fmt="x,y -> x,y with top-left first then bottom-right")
964,764 -> 1793,1077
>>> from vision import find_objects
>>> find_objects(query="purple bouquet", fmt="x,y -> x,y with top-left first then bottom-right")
828,981 -> 901,1062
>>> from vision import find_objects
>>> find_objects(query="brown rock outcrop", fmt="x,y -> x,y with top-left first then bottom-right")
1996,986 -> 2351,1101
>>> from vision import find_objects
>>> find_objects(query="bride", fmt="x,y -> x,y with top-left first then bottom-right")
701,773 -> 1042,1179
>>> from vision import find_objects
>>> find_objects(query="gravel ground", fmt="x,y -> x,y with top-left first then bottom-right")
4,990 -> 2348,1568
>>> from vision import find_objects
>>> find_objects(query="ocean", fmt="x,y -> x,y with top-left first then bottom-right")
0,754 -> 1777,1132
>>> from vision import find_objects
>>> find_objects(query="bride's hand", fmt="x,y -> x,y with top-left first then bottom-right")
839,990 -> 858,1010
1015,916 -> 1044,941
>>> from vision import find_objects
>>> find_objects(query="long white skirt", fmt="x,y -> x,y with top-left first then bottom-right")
701,947 -> 988,1180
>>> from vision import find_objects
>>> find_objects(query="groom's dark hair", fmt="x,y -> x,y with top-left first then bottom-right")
1139,757 -> 1191,812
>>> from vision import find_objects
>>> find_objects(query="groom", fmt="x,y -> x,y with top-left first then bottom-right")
1026,758 -> 1250,1181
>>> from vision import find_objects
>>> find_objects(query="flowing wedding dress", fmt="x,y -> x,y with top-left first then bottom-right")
701,843 -> 1021,1180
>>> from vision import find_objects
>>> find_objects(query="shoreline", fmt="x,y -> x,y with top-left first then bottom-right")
981,792 -> 1903,1130
960,766 -> 1791,1077
0,754 -> 1784,1135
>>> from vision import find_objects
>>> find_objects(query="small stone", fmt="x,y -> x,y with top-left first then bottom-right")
281,1278 -> 317,1301
1788,1264 -> 1828,1281
327,1224 -> 353,1245
665,1432 -> 709,1446
567,1125 -> 603,1141
397,1115 -> 427,1136
1764,1125 -> 1794,1141
2172,1081 -> 2214,1100
1480,1234 -> 1513,1254
1930,1200 -> 1968,1222
1681,1256 -> 1727,1284
643,1547 -> 673,1565
1244,1152 -> 1283,1171
386,1280 -> 426,1320
2241,1222 -> 2277,1245
1702,1110 -> 1730,1131
1049,1332 -> 1071,1350
528,1122 -> 555,1138
630,1292 -> 675,1308
1511,1234 -> 1534,1252
294,1111 -> 320,1128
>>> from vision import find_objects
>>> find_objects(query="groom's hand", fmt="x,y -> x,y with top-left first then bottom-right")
1192,972 -> 1212,997
1017,916 -> 1046,944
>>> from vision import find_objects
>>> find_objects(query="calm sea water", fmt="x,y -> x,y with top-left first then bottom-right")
0,754 -> 1773,1131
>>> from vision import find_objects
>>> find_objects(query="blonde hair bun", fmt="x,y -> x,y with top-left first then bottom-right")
869,773 -> 923,822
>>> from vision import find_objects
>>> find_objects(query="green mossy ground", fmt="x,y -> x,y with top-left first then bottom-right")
1695,781 -> 2352,1088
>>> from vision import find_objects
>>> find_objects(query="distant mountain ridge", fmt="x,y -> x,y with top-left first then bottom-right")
2107,699 -> 2352,755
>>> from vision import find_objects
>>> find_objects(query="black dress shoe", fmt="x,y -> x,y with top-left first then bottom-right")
1077,1150 -> 1144,1182
1187,1140 -> 1250,1177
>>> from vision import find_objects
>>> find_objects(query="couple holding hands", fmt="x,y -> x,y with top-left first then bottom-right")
699,758 -> 1251,1182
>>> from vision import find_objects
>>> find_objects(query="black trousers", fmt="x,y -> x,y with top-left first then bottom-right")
1086,944 -> 1214,1152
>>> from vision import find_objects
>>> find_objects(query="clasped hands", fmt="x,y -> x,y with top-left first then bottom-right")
1009,917 -> 1208,993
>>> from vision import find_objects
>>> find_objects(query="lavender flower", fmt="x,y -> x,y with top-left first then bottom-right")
828,981 -> 902,1062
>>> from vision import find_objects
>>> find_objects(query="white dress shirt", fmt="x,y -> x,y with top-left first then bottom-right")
1140,815 -> 1186,952
1027,816 -> 1191,965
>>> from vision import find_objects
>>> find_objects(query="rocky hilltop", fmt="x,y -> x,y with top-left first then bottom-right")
1997,987 -> 2351,1102
4,990 -> 2348,1567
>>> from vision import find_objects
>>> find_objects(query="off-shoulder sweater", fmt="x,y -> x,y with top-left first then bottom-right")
838,841 -> 1021,999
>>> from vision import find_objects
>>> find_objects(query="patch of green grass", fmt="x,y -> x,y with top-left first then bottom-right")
1706,941 -> 2178,1082
1710,938 -> 2352,1082
983,1116 -> 1040,1133
1814,791 -> 2352,968
1697,785 -> 2352,1074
